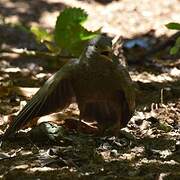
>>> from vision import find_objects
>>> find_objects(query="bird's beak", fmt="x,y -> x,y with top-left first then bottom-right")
100,46 -> 112,55
100,46 -> 113,61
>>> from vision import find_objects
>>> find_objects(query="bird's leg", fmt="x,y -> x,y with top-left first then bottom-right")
77,117 -> 82,134
102,120 -> 120,136
78,119 -> 99,134
78,110 -> 99,134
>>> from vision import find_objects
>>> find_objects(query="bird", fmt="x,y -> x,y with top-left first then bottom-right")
1,35 -> 135,141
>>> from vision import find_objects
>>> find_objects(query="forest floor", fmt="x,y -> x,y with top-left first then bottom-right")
0,0 -> 180,179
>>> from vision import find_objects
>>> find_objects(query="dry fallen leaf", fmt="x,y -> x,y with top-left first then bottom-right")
0,86 -> 39,98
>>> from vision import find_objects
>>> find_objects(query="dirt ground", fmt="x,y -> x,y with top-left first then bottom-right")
0,0 -> 180,179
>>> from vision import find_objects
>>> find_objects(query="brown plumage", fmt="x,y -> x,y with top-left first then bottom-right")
1,35 -> 135,141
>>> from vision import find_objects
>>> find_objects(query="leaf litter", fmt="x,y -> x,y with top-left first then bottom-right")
0,0 -> 180,179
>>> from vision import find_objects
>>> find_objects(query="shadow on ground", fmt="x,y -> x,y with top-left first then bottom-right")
1,132 -> 180,179
0,2 -> 180,179
0,0 -> 67,25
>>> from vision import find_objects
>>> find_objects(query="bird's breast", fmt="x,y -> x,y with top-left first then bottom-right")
72,75 -> 118,102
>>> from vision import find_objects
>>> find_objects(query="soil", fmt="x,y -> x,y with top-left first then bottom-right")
0,0 -> 180,179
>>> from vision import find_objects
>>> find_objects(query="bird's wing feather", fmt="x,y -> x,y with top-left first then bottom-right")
2,64 -> 75,140
116,64 -> 136,113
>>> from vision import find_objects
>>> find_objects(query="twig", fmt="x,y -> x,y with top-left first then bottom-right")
0,48 -> 76,59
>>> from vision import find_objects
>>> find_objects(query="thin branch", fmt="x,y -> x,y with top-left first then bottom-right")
0,48 -> 76,59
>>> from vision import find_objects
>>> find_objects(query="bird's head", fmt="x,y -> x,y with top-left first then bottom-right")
81,35 -> 114,61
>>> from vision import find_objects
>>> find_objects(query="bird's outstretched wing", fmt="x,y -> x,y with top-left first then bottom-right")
1,64 -> 75,141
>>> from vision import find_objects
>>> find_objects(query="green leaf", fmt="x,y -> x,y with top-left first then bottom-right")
170,36 -> 180,55
166,22 -> 180,30
176,36 -> 180,46
31,26 -> 53,43
44,41 -> 61,54
54,7 -> 99,56
170,46 -> 178,55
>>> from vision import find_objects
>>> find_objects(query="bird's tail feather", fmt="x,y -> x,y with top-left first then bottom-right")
1,94 -> 46,141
